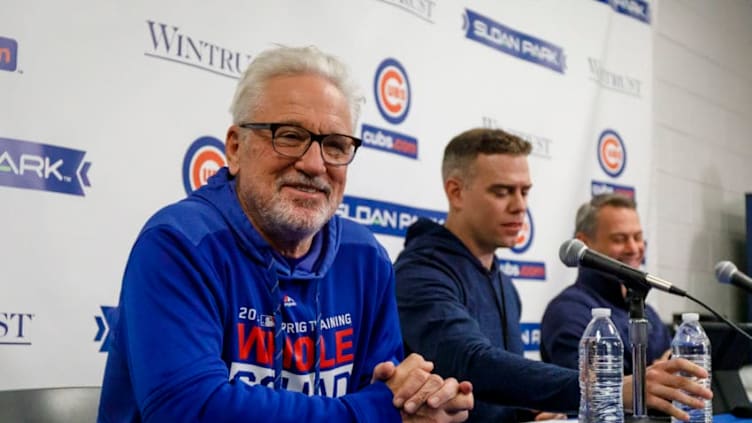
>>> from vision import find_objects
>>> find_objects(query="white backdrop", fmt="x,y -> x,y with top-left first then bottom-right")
0,0 -> 653,389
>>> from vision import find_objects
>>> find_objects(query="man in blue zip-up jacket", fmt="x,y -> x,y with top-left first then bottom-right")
541,194 -> 672,374
395,128 -> 712,422
98,45 -> 473,423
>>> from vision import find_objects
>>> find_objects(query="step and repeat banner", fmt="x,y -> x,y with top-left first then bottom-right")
0,0 -> 653,389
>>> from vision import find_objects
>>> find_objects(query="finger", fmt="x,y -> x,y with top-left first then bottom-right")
438,389 -> 474,414
402,353 -> 435,373
371,361 -> 396,383
457,381 -> 473,395
425,377 -> 461,409
403,373 -> 444,413
392,367 -> 431,409
534,412 -> 568,421
644,394 -> 689,421
646,361 -> 712,399
447,410 -> 470,423
662,358 -> 709,379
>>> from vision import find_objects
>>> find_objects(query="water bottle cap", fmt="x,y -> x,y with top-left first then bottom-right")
591,307 -> 611,317
682,312 -> 699,322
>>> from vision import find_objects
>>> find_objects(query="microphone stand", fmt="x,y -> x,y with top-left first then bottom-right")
625,287 -> 663,423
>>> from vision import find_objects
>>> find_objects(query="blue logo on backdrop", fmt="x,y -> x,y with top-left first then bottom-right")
373,58 -> 411,124
361,124 -> 418,159
0,36 -> 18,72
591,180 -> 635,198
0,137 -> 92,196
337,196 -> 445,237
182,136 -> 226,195
94,306 -> 118,352
498,259 -> 547,281
597,129 -> 627,177
520,322 -> 541,352
596,0 -> 650,24
0,312 -> 34,346
463,9 -> 566,74
510,209 -> 535,254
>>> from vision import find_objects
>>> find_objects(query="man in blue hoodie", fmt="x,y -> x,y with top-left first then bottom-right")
540,194 -> 672,374
394,127 -> 712,422
98,45 -> 473,423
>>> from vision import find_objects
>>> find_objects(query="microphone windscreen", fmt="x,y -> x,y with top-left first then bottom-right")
559,239 -> 587,267
714,260 -> 737,284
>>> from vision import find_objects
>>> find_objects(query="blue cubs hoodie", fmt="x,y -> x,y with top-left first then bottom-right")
98,168 -> 403,422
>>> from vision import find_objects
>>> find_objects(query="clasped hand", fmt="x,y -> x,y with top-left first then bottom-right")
372,353 -> 474,423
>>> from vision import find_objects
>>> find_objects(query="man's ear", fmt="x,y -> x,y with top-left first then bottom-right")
575,232 -> 590,246
226,126 -> 242,175
444,177 -> 464,211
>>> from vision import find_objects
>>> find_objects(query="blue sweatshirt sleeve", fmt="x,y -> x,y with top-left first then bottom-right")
114,227 -> 401,423
395,257 -> 579,413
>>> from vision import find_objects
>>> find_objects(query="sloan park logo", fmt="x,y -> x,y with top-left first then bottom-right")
145,20 -> 252,79
0,137 -> 92,196
337,196 -> 445,238
596,0 -> 650,24
463,9 -> 566,74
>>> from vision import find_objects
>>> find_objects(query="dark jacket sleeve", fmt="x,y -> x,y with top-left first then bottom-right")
540,295 -> 593,370
395,255 -> 579,413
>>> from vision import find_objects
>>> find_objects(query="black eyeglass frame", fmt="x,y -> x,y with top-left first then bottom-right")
238,122 -> 362,166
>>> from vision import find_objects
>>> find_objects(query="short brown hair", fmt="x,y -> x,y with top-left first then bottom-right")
442,128 -> 532,182
575,193 -> 637,237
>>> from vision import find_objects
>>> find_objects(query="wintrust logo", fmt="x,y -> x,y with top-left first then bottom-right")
376,0 -> 436,23
588,58 -> 642,97
597,129 -> 626,177
0,137 -> 92,196
182,136 -> 226,195
145,20 -> 252,79
0,312 -> 34,346
482,116 -> 552,160
374,58 -> 411,124
0,36 -> 18,72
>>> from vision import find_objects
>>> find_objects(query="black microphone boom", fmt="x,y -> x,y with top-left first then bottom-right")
715,261 -> 752,294
559,239 -> 687,297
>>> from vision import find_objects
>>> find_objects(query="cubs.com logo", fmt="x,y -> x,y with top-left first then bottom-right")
373,58 -> 411,124
182,136 -> 226,195
597,129 -> 627,177
511,209 -> 534,254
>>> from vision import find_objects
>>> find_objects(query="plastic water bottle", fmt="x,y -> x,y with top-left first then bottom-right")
671,313 -> 712,423
579,307 -> 624,423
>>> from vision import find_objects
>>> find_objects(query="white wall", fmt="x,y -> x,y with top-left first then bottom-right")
652,0 -> 752,322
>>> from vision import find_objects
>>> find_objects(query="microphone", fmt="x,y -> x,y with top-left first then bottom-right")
559,239 -> 687,296
715,260 -> 752,294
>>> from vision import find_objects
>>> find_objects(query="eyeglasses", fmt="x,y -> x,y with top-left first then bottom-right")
239,122 -> 362,166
